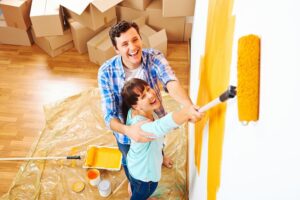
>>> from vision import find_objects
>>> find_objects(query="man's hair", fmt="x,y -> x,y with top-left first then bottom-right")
109,20 -> 140,48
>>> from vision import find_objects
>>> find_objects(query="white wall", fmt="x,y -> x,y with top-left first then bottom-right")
189,0 -> 208,199
189,0 -> 300,199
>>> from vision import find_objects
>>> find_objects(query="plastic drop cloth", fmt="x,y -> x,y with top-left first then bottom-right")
0,88 -> 188,200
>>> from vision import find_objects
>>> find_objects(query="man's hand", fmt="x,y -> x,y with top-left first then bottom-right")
125,120 -> 155,142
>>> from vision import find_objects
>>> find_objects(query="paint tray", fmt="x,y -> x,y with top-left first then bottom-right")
83,145 -> 122,171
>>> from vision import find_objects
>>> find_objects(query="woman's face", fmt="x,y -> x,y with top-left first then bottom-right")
133,85 -> 160,112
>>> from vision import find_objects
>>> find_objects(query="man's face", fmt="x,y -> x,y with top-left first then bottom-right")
114,27 -> 143,69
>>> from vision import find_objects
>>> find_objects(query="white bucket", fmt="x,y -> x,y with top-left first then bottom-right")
98,179 -> 111,197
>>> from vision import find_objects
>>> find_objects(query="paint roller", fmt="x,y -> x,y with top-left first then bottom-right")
85,146 -> 96,167
198,34 -> 260,123
237,34 -> 260,122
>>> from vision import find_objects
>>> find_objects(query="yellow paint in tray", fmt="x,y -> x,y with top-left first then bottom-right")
83,145 -> 122,171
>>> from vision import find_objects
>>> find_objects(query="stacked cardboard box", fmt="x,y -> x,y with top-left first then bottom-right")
162,0 -> 195,17
116,5 -> 145,22
146,0 -> 185,41
0,0 -> 195,59
68,18 -> 101,54
116,7 -> 167,55
87,27 -> 116,66
61,0 -> 121,31
0,0 -> 32,30
184,16 -> 194,42
121,0 -> 152,11
31,28 -> 73,57
0,15 -> 33,46
133,16 -> 167,56
30,0 -> 64,37
0,0 -> 33,46
68,17 -> 117,54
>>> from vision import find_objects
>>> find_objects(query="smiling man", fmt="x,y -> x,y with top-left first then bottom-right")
97,21 -> 202,195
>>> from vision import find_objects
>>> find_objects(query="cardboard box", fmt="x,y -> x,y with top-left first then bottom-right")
31,28 -> 73,57
121,0 -> 152,11
162,0 -> 195,17
0,15 -> 33,46
68,18 -> 117,54
184,16 -> 193,42
68,18 -> 100,54
87,27 -> 116,65
61,0 -> 122,31
0,0 -> 32,30
30,0 -> 64,37
116,5 -> 145,22
146,0 -> 185,41
134,16 -> 167,56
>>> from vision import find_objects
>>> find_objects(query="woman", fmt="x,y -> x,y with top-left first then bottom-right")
121,78 -> 202,200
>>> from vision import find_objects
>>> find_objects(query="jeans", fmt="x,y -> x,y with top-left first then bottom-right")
116,140 -> 131,181
130,175 -> 158,200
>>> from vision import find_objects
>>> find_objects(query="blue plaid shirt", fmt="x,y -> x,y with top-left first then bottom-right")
98,48 -> 177,144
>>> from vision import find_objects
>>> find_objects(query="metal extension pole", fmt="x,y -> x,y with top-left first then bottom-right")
0,155 -> 81,161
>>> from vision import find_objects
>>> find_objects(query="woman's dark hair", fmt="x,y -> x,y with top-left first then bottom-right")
121,78 -> 149,121
109,20 -> 140,48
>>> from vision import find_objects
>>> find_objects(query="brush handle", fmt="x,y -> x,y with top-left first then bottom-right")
197,85 -> 236,112
198,98 -> 221,112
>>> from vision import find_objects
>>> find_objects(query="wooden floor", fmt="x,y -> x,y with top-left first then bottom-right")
0,42 -> 190,196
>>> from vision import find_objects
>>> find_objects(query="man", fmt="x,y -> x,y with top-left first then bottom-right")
98,20 -> 202,184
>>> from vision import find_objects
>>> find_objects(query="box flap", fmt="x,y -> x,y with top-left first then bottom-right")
148,29 -> 167,47
91,0 -> 122,12
0,0 -> 24,7
60,0 -> 92,15
30,0 -> 46,16
46,0 -> 61,15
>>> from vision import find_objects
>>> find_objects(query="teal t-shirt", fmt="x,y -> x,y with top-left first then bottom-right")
126,108 -> 179,182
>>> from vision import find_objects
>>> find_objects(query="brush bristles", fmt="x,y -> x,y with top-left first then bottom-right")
237,34 -> 260,122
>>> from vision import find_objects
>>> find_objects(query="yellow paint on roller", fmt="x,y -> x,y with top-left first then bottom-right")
86,146 -> 96,166
237,34 -> 260,122
195,0 -> 235,200
84,146 -> 122,170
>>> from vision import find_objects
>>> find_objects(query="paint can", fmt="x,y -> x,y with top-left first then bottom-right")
86,169 -> 101,187
98,179 -> 111,197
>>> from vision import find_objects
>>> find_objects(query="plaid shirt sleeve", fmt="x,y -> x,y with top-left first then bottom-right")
151,49 -> 178,91
98,65 -> 119,129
